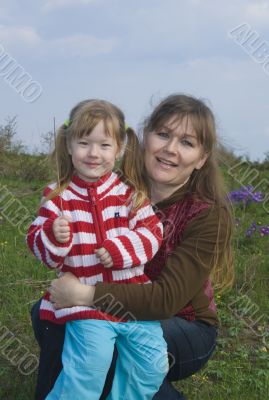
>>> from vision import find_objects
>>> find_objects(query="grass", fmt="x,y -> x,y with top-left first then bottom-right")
0,172 -> 268,399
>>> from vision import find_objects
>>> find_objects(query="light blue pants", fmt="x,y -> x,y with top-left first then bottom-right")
46,319 -> 168,400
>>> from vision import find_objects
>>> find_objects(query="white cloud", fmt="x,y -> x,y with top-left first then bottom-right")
0,6 -> 10,21
51,34 -> 118,58
0,25 -> 41,47
0,25 -> 118,59
265,126 -> 269,136
245,1 -> 269,23
43,0 -> 98,12
1,0 -> 268,161
0,0 -> 18,22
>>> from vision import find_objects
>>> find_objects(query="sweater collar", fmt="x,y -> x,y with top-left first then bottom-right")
155,181 -> 191,210
69,172 -> 118,198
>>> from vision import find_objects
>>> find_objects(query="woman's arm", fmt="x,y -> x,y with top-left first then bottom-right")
50,206 -> 227,318
49,272 -> 95,309
93,206 -> 228,320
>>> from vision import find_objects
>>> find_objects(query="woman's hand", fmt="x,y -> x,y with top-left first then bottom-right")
48,272 -> 95,309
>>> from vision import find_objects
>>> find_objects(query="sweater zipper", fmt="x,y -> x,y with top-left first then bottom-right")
89,188 -> 111,281
89,188 -> 104,246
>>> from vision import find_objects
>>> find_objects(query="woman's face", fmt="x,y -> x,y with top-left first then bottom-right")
144,116 -> 208,190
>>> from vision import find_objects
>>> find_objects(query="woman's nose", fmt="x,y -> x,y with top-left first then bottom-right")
163,139 -> 177,154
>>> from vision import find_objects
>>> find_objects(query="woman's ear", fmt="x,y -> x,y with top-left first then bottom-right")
195,153 -> 208,170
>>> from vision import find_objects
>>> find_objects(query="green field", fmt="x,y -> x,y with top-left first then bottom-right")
0,156 -> 268,399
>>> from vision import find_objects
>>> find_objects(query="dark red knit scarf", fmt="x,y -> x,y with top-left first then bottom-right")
145,194 -> 215,321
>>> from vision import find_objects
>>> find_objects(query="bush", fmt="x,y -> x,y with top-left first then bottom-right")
0,117 -> 53,182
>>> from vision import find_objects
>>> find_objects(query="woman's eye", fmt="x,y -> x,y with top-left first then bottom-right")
156,131 -> 169,138
181,139 -> 193,147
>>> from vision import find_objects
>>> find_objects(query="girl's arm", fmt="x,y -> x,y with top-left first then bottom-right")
26,186 -> 73,269
101,200 -> 163,269
50,206 -> 228,319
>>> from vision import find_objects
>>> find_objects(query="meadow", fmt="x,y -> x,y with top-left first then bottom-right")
0,122 -> 268,399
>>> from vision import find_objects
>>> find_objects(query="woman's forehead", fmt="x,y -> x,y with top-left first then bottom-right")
158,115 -> 197,136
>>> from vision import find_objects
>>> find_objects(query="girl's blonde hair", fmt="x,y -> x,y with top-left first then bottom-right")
143,94 -> 235,292
48,99 -> 148,209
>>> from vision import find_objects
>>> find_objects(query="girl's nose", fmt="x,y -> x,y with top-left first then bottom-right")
87,145 -> 98,157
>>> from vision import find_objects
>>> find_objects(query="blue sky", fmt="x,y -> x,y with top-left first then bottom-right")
1,0 -> 269,160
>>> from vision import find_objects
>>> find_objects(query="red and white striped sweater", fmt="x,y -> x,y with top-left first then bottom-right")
27,172 -> 163,323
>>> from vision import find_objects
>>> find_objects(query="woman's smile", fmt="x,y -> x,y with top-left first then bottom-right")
155,156 -> 178,168
145,117 -> 207,189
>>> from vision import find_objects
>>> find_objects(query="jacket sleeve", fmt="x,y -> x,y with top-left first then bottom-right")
102,200 -> 163,269
26,186 -> 73,269
94,206 -> 228,320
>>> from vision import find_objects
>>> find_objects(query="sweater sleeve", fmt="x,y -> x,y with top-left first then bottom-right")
26,187 -> 73,269
102,201 -> 163,269
93,206 -> 228,320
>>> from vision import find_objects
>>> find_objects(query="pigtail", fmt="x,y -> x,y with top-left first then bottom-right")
120,127 -> 149,210
43,124 -> 74,203
51,124 -> 74,185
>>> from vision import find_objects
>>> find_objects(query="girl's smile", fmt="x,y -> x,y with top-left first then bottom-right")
68,120 -> 120,182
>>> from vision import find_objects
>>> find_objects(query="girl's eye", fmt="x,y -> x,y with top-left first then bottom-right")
101,143 -> 111,148
78,141 -> 88,145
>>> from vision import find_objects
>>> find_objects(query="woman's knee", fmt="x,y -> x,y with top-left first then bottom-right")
161,318 -> 217,381
31,299 -> 43,346
31,299 -> 65,351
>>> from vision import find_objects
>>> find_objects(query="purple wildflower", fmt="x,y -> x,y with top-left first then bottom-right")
228,186 -> 264,205
259,224 -> 269,237
245,222 -> 269,238
245,229 -> 253,238
245,221 -> 257,238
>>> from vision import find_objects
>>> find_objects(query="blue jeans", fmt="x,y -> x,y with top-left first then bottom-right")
46,319 -> 168,400
153,318 -> 218,399
31,300 -> 217,400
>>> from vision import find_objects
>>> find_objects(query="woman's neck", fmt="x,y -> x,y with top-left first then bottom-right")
150,179 -> 189,205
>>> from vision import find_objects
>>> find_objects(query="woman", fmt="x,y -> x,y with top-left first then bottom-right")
31,94 -> 234,400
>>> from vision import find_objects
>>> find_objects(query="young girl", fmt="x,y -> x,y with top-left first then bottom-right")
27,99 -> 168,399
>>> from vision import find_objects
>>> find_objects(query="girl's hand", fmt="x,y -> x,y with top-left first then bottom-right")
95,247 -> 113,268
52,216 -> 72,243
48,272 -> 95,309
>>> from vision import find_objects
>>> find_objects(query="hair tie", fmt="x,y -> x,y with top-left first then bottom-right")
64,119 -> 70,128
125,123 -> 129,131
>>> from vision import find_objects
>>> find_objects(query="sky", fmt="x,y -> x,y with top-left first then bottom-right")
0,0 -> 269,161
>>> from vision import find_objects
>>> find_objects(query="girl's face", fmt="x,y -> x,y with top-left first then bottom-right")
144,116 -> 208,191
68,120 -> 120,182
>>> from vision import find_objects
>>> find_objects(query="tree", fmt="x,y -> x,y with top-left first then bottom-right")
40,130 -> 54,154
0,116 -> 24,154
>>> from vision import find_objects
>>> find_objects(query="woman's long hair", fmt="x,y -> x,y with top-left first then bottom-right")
143,94 -> 234,292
